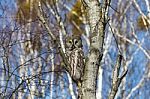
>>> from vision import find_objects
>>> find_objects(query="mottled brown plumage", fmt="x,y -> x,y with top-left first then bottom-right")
65,36 -> 84,82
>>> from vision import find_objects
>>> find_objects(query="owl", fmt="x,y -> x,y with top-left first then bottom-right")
65,36 -> 84,83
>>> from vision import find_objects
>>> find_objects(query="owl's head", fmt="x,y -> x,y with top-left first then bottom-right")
65,36 -> 82,50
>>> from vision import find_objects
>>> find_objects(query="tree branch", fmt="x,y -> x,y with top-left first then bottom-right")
108,54 -> 128,99
37,1 -> 71,76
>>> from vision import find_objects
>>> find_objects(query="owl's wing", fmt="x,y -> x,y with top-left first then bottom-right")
66,48 -> 84,81
75,48 -> 84,76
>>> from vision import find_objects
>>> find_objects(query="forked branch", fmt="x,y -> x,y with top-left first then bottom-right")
109,54 -> 128,99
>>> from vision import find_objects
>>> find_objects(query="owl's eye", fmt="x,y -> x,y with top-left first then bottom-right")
69,40 -> 72,43
74,40 -> 78,44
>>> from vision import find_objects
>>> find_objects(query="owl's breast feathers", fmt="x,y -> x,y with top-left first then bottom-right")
68,48 -> 84,81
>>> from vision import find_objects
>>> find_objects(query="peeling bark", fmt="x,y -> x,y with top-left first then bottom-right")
81,49 -> 101,99
79,0 -> 108,99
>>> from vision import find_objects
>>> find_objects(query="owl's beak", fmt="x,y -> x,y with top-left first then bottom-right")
72,45 -> 75,49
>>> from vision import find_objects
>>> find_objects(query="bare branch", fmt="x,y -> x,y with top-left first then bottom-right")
109,55 -> 127,99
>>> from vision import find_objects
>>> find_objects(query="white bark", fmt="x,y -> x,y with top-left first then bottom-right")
18,28 -> 26,99
96,67 -> 103,99
50,48 -> 54,99
80,0 -> 107,99
67,73 -> 76,99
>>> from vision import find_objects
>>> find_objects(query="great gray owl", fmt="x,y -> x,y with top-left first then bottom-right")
65,36 -> 84,83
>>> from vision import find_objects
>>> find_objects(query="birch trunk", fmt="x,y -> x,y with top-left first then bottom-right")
80,0 -> 108,99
